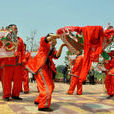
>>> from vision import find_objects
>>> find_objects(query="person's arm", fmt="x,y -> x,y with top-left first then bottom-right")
56,44 -> 67,57
46,34 -> 60,42
21,39 -> 26,64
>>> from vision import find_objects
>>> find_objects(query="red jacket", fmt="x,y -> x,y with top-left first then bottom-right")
26,37 -> 58,74
16,37 -> 25,64
25,51 -> 31,65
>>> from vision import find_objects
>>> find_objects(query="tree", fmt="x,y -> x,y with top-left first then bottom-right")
25,30 -> 40,52
64,50 -> 72,64
55,65 -> 65,80
56,65 -> 65,73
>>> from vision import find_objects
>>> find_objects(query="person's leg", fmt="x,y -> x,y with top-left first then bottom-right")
1,66 -> 13,100
91,76 -> 95,84
35,67 -> 54,109
89,76 -> 92,84
77,78 -> 82,95
12,65 -> 23,99
23,70 -> 29,93
105,74 -> 111,95
110,76 -> 114,95
63,74 -> 65,83
34,75 -> 39,92
68,76 -> 77,95
64,72 -> 67,83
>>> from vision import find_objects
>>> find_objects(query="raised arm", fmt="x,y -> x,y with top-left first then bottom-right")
46,34 -> 60,42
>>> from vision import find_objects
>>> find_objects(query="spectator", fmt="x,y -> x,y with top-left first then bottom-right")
62,64 -> 68,83
88,67 -> 95,85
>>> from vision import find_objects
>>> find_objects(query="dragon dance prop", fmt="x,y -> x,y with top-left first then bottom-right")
0,30 -> 18,58
57,26 -> 114,81
58,27 -> 84,54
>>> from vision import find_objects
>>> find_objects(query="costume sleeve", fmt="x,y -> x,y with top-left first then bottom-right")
25,51 -> 31,64
21,38 -> 25,64
40,37 -> 49,49
57,26 -> 82,34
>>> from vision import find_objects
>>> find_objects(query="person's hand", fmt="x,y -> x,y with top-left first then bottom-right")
51,34 -> 60,39
47,34 -> 60,42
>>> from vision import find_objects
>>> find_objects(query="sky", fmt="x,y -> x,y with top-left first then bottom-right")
0,0 -> 114,66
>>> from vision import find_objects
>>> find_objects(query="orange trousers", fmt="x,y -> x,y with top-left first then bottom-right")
0,68 -> 3,89
105,74 -> 114,95
1,65 -> 23,98
34,65 -> 54,109
68,76 -> 82,95
23,70 -> 29,92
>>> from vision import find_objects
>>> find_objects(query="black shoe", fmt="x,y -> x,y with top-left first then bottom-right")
3,97 -> 10,101
24,91 -> 29,94
34,101 -> 39,105
12,96 -> 23,100
38,108 -> 53,112
106,95 -> 114,99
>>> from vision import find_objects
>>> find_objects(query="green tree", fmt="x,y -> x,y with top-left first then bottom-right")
56,65 -> 65,80
64,50 -> 72,64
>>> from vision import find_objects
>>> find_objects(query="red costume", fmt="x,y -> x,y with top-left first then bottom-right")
68,55 -> 83,95
1,37 -> 25,98
0,58 -> 3,85
26,37 -> 59,109
23,51 -> 31,93
105,51 -> 114,96
57,26 -> 104,81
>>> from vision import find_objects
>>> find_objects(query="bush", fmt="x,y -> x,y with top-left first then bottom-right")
55,72 -> 63,80
94,71 -> 106,81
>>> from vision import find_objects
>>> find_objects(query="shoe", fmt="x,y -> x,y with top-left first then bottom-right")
3,97 -> 10,101
24,91 -> 29,94
12,96 -> 23,100
38,108 -> 53,112
34,101 -> 39,105
106,95 -> 114,99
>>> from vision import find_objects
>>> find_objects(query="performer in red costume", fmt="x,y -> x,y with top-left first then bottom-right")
57,26 -> 104,82
0,59 -> 2,82
68,51 -> 83,95
1,24 -> 25,101
105,51 -> 114,99
23,44 -> 31,94
26,33 -> 66,111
